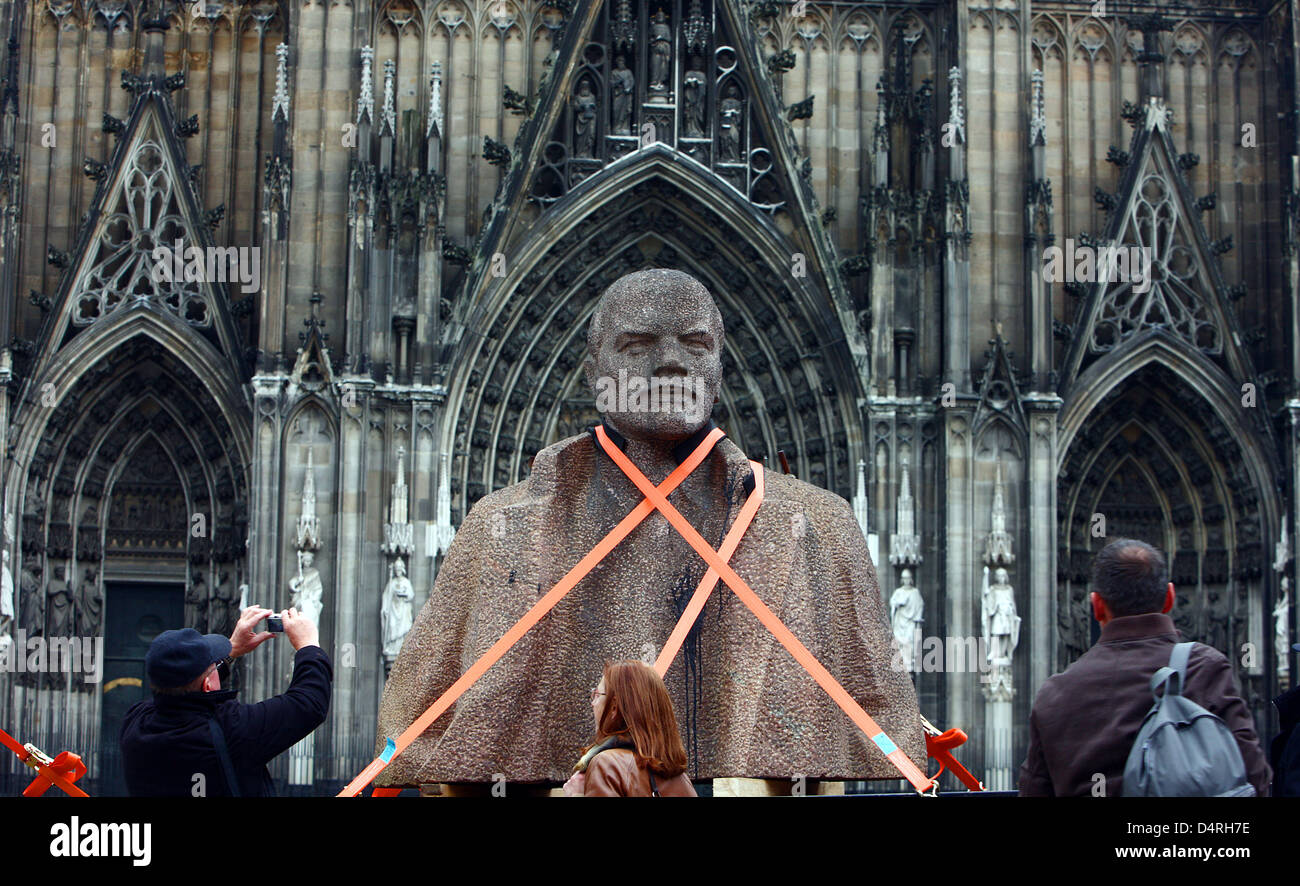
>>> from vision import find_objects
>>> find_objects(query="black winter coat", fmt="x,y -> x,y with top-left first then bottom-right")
1271,685 -> 1300,797
120,646 -> 333,797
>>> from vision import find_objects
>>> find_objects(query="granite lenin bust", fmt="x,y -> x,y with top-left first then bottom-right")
375,269 -> 923,786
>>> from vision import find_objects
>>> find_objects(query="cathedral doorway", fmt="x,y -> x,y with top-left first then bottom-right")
1057,360 -> 1273,718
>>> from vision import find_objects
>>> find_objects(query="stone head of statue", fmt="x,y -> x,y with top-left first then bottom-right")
394,558 -> 406,577
994,567 -> 1009,586
584,269 -> 723,443
900,568 -> 914,587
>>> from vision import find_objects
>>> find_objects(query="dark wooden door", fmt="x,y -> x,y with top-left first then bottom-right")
99,582 -> 183,796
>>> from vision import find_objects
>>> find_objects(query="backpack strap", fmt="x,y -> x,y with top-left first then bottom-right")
208,717 -> 241,798
1169,642 -> 1193,684
1150,641 -> 1194,700
648,769 -> 660,797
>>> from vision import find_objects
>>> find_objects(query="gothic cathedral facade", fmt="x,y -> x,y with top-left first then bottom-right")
0,0 -> 1294,792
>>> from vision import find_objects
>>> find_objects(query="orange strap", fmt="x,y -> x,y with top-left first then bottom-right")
339,427 -> 726,797
653,458 -> 764,676
0,727 -> 90,798
594,425 -> 935,794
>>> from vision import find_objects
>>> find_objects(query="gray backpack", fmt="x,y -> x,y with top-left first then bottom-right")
1122,642 -> 1255,797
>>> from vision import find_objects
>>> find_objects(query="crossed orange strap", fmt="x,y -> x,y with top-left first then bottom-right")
345,425 -> 935,796
341,427 -> 727,796
594,426 -> 933,793
0,726 -> 89,797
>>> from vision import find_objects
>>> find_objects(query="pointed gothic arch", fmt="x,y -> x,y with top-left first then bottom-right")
441,147 -> 866,519
1057,353 -> 1278,722
6,331 -> 251,701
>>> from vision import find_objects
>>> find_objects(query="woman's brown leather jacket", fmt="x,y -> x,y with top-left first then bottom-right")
584,748 -> 697,797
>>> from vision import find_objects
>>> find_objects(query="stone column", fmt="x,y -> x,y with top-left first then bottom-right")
1025,398 -> 1061,696
331,378 -> 369,779
943,65 -> 971,392
260,42 -> 292,370
416,61 -> 445,386
1025,69 -> 1054,392
247,375 -> 285,709
943,408 -> 975,733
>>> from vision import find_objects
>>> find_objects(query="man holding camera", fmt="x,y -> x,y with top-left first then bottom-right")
120,605 -> 332,797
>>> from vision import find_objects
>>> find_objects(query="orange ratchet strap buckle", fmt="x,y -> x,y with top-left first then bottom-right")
0,727 -> 90,797
922,715 -> 984,792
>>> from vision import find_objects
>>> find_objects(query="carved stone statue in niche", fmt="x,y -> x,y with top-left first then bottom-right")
719,84 -> 743,161
982,565 -> 1019,670
1205,587 -> 1230,654
290,550 -> 324,626
890,568 -> 924,674
611,55 -> 634,134
46,565 -> 73,637
647,8 -> 671,96
573,80 -> 597,157
20,555 -> 42,638
683,58 -> 706,137
185,570 -> 209,632
76,565 -> 102,637
381,557 -> 415,671
211,569 -> 236,636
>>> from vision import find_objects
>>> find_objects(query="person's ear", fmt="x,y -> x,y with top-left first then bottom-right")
202,667 -> 220,692
1090,591 -> 1107,624
1162,583 -> 1175,614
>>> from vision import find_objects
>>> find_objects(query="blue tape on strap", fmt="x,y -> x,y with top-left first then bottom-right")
872,733 -> 898,756
379,737 -> 396,763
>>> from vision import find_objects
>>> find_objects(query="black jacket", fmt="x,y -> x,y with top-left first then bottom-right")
120,645 -> 333,797
1271,685 -> 1300,797
1019,613 -> 1270,797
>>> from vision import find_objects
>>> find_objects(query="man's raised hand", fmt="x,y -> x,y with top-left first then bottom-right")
230,605 -> 277,658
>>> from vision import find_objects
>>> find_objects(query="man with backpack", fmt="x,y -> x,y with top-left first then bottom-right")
1018,538 -> 1269,797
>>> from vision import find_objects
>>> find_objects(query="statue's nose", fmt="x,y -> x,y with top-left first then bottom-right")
653,341 -> 691,374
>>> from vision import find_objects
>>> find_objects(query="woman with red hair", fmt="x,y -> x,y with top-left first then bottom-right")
562,660 -> 697,797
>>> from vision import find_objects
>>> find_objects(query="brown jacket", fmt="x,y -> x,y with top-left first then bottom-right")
1019,613 -> 1270,797
584,749 -> 697,797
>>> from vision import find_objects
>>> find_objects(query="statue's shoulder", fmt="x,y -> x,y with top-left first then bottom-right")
759,469 -> 855,522
459,431 -> 595,526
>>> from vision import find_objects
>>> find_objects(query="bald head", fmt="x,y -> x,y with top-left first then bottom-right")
1092,538 -> 1169,616
587,269 -> 724,356
583,269 -> 724,442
